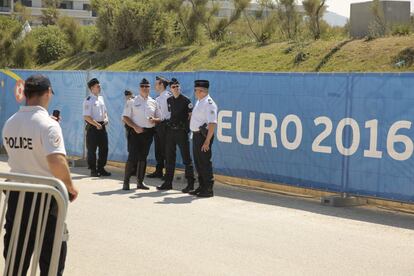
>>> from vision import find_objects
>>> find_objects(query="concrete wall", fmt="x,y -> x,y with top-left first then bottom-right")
350,1 -> 411,38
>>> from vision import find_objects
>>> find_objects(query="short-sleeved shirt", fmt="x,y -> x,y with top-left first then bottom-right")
122,94 -> 161,128
83,94 -> 107,122
155,90 -> 172,121
167,94 -> 193,126
190,95 -> 218,132
2,106 -> 66,177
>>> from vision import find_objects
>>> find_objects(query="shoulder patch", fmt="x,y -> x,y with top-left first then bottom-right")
188,103 -> 193,109
208,99 -> 212,104
48,128 -> 62,148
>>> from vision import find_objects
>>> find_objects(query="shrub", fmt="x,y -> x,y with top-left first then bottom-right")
393,47 -> 414,68
391,24 -> 411,36
12,35 -> 37,68
32,26 -> 69,64
0,17 -> 22,67
58,16 -> 86,54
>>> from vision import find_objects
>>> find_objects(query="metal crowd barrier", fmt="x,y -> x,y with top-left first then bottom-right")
0,172 -> 69,276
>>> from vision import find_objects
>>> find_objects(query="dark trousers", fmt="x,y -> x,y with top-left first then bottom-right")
126,129 -> 154,167
153,123 -> 167,173
3,192 -> 67,276
192,132 -> 214,192
86,126 -> 108,172
165,128 -> 195,182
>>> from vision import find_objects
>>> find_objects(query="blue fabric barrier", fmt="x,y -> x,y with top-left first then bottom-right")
1,70 -> 413,202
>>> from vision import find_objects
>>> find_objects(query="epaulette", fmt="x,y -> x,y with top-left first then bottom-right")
208,99 -> 212,104
86,96 -> 91,100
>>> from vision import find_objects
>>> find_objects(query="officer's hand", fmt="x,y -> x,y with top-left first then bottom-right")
201,142 -> 210,152
50,115 -> 61,123
68,185 -> 79,202
134,126 -> 143,134
103,119 -> 109,126
96,124 -> 103,130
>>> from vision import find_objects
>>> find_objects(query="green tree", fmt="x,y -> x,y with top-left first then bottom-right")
58,16 -> 86,53
41,7 -> 60,25
276,0 -> 302,40
91,0 -> 174,50
0,17 -> 22,67
244,0 -> 278,43
12,35 -> 37,68
41,0 -> 61,25
164,0 -> 193,43
369,0 -> 386,37
13,2 -> 32,23
32,26 -> 70,63
208,0 -> 250,41
302,0 -> 326,40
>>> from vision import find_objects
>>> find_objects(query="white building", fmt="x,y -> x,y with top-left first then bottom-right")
0,0 -> 96,25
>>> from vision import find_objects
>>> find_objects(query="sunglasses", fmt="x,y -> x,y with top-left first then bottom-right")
140,85 -> 150,88
171,85 -> 179,89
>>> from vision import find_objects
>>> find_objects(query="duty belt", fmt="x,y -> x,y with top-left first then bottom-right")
168,121 -> 187,130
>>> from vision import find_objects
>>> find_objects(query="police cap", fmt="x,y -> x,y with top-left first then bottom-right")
170,78 -> 180,86
24,74 -> 54,98
140,78 -> 150,86
194,80 -> 209,89
124,89 -> 133,96
156,76 -> 169,87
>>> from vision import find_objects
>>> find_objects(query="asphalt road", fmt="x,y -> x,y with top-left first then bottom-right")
1,161 -> 414,276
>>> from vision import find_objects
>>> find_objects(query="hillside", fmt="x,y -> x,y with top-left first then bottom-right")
40,35 -> 414,72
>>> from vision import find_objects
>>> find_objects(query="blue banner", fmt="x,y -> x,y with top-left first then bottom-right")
1,70 -> 414,203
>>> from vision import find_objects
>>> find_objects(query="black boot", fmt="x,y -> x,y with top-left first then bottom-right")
137,161 -> 150,190
157,181 -> 173,191
197,180 -> 214,198
122,162 -> 136,190
146,169 -> 163,179
98,168 -> 112,177
90,170 -> 99,177
189,176 -> 203,195
182,178 -> 195,193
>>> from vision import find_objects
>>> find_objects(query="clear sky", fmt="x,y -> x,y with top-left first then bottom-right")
326,0 -> 414,17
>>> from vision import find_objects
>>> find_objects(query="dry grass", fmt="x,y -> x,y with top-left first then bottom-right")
40,35 -> 414,72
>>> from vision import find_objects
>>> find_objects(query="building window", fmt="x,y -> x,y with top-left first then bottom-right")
21,0 -> 32,7
0,0 -> 10,8
59,1 -> 73,9
83,3 -> 90,11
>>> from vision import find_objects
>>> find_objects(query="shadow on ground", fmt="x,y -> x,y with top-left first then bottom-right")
71,165 -> 414,231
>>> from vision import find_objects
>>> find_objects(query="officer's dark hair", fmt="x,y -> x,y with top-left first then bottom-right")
88,78 -> 100,89
24,75 -> 53,99
156,76 -> 169,89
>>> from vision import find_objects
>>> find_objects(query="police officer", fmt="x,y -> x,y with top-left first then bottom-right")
157,78 -> 195,192
83,78 -> 111,177
147,76 -> 172,179
124,89 -> 135,144
122,78 -> 161,190
2,74 -> 79,275
189,80 -> 218,198
123,90 -> 136,178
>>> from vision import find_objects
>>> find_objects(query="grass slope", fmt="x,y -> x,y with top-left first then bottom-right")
40,35 -> 414,72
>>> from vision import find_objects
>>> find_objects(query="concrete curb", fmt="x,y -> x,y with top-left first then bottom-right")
99,158 -> 414,214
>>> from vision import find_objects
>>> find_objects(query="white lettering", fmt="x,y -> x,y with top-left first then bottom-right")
217,110 -> 233,143
236,111 -> 255,146
258,113 -> 277,148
